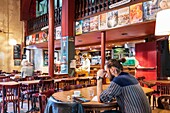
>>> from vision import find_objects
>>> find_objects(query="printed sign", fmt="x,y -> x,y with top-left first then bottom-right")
109,0 -> 131,9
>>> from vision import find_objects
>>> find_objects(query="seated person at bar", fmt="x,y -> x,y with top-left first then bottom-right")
21,59 -> 34,78
97,58 -> 151,113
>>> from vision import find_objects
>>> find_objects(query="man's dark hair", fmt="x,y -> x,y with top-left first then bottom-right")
106,58 -> 126,71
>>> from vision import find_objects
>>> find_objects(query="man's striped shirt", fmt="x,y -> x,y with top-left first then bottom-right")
100,72 -> 151,113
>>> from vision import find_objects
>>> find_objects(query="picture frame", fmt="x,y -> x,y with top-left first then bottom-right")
13,44 -> 21,59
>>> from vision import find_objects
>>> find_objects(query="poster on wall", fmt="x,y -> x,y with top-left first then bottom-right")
118,7 -> 130,26
26,36 -> 30,46
107,10 -> 118,28
13,44 -> 21,59
99,13 -> 107,30
35,33 -> 39,43
39,32 -> 43,43
42,31 -> 48,42
143,1 -> 161,21
158,0 -> 170,10
43,50 -> 48,66
90,16 -> 99,32
82,18 -> 90,33
14,60 -> 21,66
55,26 -> 61,40
60,36 -> 68,73
32,34 -> 36,44
76,20 -> 83,35
130,3 -> 143,24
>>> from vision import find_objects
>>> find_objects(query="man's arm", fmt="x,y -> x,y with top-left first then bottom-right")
97,78 -> 103,102
96,69 -> 105,102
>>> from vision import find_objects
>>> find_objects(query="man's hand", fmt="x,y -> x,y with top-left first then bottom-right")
97,69 -> 106,78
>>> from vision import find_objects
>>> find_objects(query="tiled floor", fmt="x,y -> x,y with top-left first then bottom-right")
6,101 -> 40,113
5,98 -> 170,113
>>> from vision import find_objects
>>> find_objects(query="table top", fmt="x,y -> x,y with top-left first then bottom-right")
18,80 -> 40,85
0,81 -> 19,85
146,80 -> 170,84
52,85 -> 153,106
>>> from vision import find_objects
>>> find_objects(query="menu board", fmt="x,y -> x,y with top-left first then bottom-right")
82,18 -> 90,33
13,44 -> 21,59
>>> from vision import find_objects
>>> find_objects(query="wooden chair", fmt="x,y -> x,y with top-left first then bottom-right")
32,79 -> 55,111
0,84 -> 20,113
20,78 -> 39,111
152,95 -> 170,113
153,82 -> 170,109
38,79 -> 55,97
39,94 -> 47,113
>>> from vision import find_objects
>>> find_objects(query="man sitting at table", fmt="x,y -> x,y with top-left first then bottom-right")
97,58 -> 151,113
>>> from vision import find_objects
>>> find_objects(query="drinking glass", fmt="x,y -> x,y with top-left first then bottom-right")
89,89 -> 94,97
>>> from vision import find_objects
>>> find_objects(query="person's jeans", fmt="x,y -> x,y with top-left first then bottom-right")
102,110 -> 122,113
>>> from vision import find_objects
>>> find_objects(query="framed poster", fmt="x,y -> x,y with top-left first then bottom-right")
43,50 -> 48,66
14,59 -> 21,66
13,44 -> 21,59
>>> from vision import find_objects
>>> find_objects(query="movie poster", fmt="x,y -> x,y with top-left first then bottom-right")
118,7 -> 130,26
32,34 -> 36,44
35,33 -> 39,43
90,16 -> 99,32
143,0 -> 161,21
29,35 -> 32,44
26,36 -> 30,46
55,26 -> 61,40
42,31 -> 48,42
82,18 -> 90,33
130,3 -> 143,24
76,20 -> 83,35
39,32 -> 43,43
99,13 -> 107,30
158,0 -> 170,10
107,10 -> 118,28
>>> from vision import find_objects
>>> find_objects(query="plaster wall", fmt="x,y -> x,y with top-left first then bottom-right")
0,0 -> 24,73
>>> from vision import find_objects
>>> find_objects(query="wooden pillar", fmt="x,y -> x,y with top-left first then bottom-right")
60,0 -> 75,74
101,31 -> 106,69
48,0 -> 54,77
101,31 -> 106,83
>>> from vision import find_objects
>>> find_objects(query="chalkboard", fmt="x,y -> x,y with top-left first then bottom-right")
13,44 -> 21,59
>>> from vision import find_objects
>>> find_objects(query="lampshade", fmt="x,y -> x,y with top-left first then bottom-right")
155,9 -> 170,36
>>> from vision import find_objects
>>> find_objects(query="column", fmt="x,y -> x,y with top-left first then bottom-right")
60,0 -> 75,74
48,0 -> 54,77
101,31 -> 106,83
